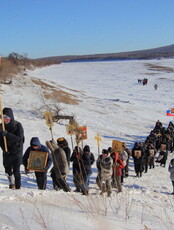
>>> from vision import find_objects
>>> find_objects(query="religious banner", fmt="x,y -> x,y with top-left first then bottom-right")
27,151 -> 48,172
66,124 -> 77,135
77,126 -> 87,140
112,140 -> 123,154
44,110 -> 54,127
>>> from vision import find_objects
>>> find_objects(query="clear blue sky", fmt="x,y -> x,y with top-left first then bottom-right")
0,0 -> 174,58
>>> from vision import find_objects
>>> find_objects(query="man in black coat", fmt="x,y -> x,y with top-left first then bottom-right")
132,142 -> 145,177
81,145 -> 95,193
23,137 -> 52,190
0,107 -> 24,189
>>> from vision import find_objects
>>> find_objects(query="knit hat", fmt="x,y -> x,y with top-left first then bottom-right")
102,149 -> 108,155
108,147 -> 113,153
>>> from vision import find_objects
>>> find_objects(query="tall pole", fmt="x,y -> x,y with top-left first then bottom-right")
0,96 -> 8,152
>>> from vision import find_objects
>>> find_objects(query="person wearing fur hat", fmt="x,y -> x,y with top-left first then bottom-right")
46,139 -> 71,192
168,158 -> 174,195
70,146 -> 86,194
99,149 -> 113,197
57,137 -> 71,166
0,107 -> 24,189
23,137 -> 52,190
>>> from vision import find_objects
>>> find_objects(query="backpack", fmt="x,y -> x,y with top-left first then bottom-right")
100,156 -> 112,170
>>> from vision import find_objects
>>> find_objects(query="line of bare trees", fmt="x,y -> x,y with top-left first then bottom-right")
0,52 -> 61,85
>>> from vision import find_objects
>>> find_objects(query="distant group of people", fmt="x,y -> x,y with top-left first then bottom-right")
0,108 -> 174,195
137,78 -> 158,90
138,78 -> 148,85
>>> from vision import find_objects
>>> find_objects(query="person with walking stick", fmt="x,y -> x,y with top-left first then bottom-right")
0,107 -> 24,189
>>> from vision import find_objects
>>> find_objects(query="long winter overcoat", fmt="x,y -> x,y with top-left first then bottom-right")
0,108 -> 24,167
52,147 -> 69,178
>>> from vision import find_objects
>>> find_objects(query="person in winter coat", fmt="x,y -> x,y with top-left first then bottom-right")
96,152 -> 103,190
118,148 -> 128,183
168,158 -> 174,195
57,137 -> 71,167
70,146 -> 87,195
23,137 -> 52,190
156,140 -> 168,167
100,149 -> 113,197
46,139 -> 71,192
132,142 -> 145,177
0,107 -> 24,189
122,142 -> 131,177
110,151 -> 124,193
81,145 -> 95,193
143,142 -> 157,172
154,84 -> 158,90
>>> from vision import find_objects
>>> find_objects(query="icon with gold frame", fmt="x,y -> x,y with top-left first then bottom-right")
134,150 -> 141,158
160,144 -> 166,151
112,140 -> 123,154
27,151 -> 48,172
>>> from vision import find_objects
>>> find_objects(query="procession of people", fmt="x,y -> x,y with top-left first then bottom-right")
0,106 -> 174,196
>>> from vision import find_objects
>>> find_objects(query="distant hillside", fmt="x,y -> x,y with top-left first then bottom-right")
35,44 -> 174,63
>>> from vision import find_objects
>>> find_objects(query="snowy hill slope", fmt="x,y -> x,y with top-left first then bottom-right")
0,59 -> 174,230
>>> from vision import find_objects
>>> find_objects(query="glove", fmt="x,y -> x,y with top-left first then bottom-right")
2,130 -> 8,137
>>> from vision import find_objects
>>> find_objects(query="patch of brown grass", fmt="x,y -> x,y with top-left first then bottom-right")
32,79 -> 80,105
145,63 -> 174,73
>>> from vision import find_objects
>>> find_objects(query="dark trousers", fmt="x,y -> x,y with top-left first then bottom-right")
4,159 -> 21,189
50,170 -> 71,192
134,160 -> 143,176
35,171 -> 47,190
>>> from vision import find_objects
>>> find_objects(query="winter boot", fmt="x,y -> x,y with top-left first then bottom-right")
100,191 -> 104,195
8,175 -> 15,189
136,173 -> 140,177
107,191 -> 111,197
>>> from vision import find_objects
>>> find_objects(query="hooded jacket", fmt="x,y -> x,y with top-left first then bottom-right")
0,108 -> 24,161
23,137 -> 52,170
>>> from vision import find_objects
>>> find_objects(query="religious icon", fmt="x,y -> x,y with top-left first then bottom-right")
27,151 -> 48,172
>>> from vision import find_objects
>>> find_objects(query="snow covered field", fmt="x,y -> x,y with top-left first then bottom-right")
0,58 -> 174,230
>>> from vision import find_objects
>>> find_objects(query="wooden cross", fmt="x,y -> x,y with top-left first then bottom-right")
95,133 -> 102,156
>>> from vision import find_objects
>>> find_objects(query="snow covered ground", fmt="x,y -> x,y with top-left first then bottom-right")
0,58 -> 174,230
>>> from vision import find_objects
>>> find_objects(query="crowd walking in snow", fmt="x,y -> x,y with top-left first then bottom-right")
0,107 -> 174,196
